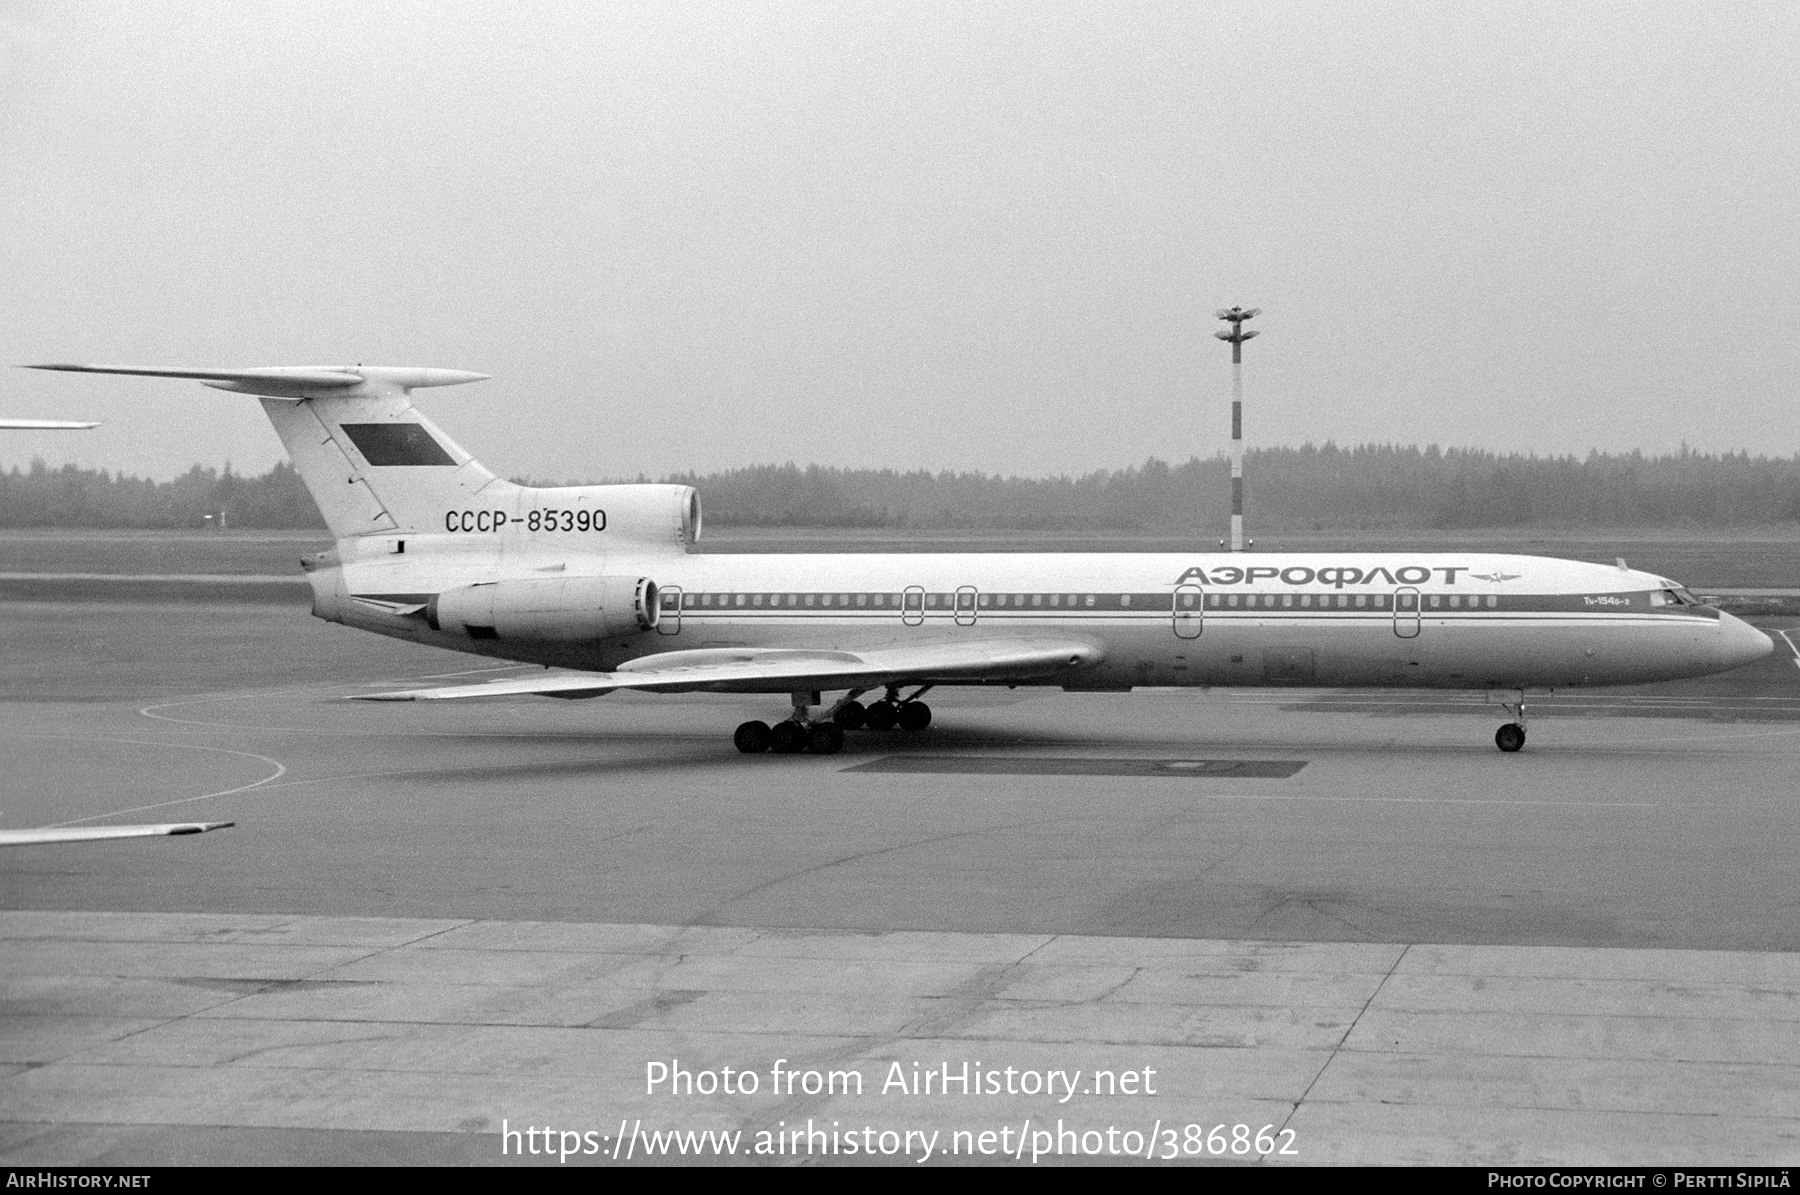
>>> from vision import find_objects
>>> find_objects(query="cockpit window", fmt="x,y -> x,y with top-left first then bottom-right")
1657,588 -> 1701,606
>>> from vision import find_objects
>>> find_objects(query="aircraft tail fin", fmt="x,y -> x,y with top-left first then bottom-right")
23,364 -> 510,538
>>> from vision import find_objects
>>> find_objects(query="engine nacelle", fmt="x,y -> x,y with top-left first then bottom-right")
511,483 -> 701,547
427,575 -> 659,642
598,484 -> 701,545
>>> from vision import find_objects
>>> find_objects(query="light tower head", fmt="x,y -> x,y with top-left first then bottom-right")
1214,306 -> 1260,345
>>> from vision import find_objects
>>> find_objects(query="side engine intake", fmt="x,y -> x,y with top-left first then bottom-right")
427,576 -> 659,641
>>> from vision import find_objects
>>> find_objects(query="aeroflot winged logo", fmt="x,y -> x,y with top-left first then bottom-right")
1469,571 -> 1522,583
1174,564 -> 1479,588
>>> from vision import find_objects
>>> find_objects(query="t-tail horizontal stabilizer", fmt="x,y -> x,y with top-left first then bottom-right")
22,364 -> 489,400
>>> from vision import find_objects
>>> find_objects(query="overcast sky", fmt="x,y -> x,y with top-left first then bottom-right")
2,1 -> 1795,482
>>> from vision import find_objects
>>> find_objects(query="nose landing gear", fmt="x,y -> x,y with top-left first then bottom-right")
1495,693 -> 1528,753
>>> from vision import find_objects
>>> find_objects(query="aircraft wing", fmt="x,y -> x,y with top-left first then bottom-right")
355,637 -> 1104,701
0,821 -> 233,846
0,419 -> 99,429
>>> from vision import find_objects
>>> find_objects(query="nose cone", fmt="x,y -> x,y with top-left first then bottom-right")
1718,612 -> 1775,670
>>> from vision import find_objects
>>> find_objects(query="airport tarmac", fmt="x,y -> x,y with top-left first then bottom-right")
4,598 -> 1800,1165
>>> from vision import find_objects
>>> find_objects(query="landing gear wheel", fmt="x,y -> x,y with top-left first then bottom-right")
733,720 -> 773,754
834,700 -> 867,730
807,723 -> 846,755
896,701 -> 932,732
864,701 -> 899,731
1495,723 -> 1526,753
770,721 -> 809,754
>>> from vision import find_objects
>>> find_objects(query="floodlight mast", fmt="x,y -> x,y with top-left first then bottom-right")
1213,306 -> 1260,552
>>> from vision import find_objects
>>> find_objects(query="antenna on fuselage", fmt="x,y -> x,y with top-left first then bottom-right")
1214,306 -> 1260,552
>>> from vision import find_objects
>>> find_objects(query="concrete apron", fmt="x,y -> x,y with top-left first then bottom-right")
3,911 -> 1798,1166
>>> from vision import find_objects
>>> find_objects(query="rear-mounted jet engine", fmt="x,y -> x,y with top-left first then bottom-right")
428,576 -> 659,641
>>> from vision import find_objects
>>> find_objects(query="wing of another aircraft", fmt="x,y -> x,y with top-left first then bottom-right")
0,419 -> 99,429
356,638 -> 1104,701
0,822 -> 233,846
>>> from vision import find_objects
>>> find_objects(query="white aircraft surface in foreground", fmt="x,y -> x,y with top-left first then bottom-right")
29,364 -> 1774,755
0,822 -> 232,847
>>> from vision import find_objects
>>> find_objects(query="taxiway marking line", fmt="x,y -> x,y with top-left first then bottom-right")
1778,630 -> 1800,672
37,737 -> 288,826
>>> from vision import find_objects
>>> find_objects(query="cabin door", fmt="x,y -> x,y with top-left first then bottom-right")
902,585 -> 926,626
1173,583 -> 1204,639
1393,587 -> 1421,638
657,586 -> 682,635
954,586 -> 979,626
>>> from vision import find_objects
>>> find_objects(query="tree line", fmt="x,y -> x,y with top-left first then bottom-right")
0,459 -> 321,530
6,443 -> 1800,531
671,444 -> 1800,530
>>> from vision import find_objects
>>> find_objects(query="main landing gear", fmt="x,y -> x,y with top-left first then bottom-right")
1495,693 -> 1528,753
734,686 -> 934,755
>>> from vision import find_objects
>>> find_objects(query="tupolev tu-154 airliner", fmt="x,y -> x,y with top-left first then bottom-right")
29,364 -> 1773,755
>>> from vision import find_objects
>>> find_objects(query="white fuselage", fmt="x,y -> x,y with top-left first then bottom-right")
305,537 -> 1772,693
24,363 -> 1775,704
